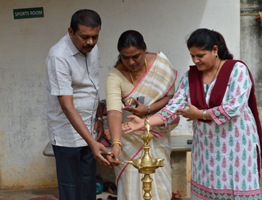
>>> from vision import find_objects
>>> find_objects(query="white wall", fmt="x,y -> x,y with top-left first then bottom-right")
0,0 -> 239,188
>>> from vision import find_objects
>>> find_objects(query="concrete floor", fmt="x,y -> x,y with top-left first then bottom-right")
0,188 -> 190,200
0,188 -> 59,200
0,188 -> 117,200
3,185 -> 262,199
0,188 -> 191,200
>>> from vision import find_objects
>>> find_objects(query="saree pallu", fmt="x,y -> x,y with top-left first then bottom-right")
115,52 -> 178,200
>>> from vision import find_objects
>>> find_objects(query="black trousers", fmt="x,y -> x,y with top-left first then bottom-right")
52,145 -> 96,200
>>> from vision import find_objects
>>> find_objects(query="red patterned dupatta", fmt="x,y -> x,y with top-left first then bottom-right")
188,59 -> 262,162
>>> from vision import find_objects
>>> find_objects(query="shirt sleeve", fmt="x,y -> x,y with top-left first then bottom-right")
106,71 -> 123,112
46,55 -> 73,96
208,62 -> 252,125
156,71 -> 189,127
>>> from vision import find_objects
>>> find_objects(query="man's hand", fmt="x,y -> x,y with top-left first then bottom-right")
94,119 -> 104,142
89,140 -> 111,166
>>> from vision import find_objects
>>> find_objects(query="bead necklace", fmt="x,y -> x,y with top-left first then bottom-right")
127,59 -> 147,86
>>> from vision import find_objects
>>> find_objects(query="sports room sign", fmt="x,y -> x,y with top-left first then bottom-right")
13,7 -> 44,19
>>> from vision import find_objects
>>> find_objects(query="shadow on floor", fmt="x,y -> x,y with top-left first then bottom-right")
0,188 -> 59,200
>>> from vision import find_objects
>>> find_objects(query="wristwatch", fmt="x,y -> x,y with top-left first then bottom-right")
147,105 -> 151,115
96,117 -> 104,124
203,109 -> 207,120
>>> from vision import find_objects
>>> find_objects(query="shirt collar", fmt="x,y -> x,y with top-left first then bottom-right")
65,33 -> 87,56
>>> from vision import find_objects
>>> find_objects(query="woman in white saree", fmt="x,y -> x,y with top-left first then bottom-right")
106,30 -> 179,200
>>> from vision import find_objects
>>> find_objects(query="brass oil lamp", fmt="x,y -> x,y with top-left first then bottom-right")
125,118 -> 165,200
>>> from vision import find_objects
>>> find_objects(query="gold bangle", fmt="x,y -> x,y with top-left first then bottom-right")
112,139 -> 121,143
111,141 -> 122,146
111,142 -> 122,150
111,141 -> 123,150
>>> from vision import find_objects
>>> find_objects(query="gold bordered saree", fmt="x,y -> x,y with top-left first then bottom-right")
107,52 -> 178,200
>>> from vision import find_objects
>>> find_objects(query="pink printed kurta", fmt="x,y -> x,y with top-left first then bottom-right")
156,62 -> 261,199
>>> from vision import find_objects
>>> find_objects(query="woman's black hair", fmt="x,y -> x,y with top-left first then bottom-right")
117,30 -> 147,63
187,28 -> 233,59
70,9 -> 101,34
117,30 -> 147,51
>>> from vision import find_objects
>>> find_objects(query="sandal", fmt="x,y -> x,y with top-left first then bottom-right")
107,195 -> 117,200
103,182 -> 117,195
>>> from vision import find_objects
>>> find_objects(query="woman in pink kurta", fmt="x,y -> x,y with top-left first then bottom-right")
123,28 -> 262,199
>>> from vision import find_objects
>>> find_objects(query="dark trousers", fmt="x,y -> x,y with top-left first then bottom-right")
52,145 -> 96,200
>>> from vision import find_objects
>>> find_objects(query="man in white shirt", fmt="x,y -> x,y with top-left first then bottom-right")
46,9 -> 110,200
